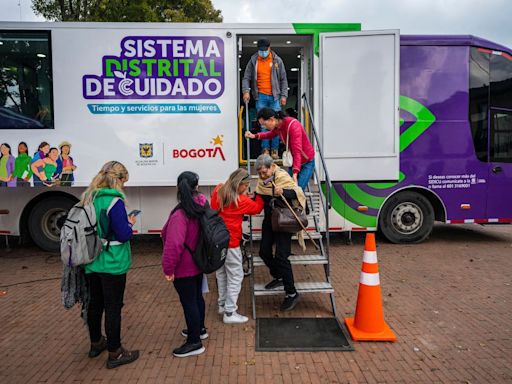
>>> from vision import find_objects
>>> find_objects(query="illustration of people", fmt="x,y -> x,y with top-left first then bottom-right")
31,142 -> 50,187
42,148 -> 60,186
57,141 -> 76,187
0,143 -> 16,187
12,142 -> 33,187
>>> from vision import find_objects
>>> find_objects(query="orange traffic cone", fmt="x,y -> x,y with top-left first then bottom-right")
344,233 -> 396,341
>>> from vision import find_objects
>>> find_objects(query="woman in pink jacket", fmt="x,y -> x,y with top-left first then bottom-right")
162,171 -> 207,358
245,107 -> 315,191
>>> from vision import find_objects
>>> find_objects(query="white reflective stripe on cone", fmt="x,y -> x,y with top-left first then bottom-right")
363,250 -> 378,264
360,272 -> 380,286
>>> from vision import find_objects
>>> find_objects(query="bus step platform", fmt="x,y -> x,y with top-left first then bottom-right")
250,231 -> 323,242
253,281 -> 334,296
252,254 -> 328,267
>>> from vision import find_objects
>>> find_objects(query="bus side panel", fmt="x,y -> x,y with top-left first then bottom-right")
330,45 -> 488,228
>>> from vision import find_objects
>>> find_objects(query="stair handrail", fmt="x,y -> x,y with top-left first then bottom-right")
301,93 -> 332,262
301,94 -> 333,213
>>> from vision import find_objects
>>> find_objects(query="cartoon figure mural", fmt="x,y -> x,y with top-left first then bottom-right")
13,142 -> 32,187
31,141 -> 51,186
57,141 -> 76,186
0,143 -> 16,187
42,147 -> 59,186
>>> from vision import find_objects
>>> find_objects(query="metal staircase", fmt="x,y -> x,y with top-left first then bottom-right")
243,95 -> 336,319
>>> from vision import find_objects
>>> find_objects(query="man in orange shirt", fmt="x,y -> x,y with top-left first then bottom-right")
242,39 -> 288,159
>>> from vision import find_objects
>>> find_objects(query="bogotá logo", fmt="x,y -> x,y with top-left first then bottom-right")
83,36 -> 224,99
139,143 -> 153,158
173,135 -> 226,161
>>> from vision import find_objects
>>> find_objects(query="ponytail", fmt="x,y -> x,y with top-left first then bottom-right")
257,107 -> 287,121
177,171 -> 204,218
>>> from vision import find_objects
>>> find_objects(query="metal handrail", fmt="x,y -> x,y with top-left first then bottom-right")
301,94 -> 333,212
244,100 -> 257,320
301,93 -> 333,263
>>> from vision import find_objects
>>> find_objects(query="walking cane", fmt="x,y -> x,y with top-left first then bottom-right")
271,181 -> 320,250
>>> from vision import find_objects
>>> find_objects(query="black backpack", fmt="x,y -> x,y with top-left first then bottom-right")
182,202 -> 230,274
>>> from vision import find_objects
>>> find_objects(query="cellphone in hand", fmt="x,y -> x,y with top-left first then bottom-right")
128,209 -> 141,217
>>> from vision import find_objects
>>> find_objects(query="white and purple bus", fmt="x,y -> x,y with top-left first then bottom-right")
1,22 -> 510,249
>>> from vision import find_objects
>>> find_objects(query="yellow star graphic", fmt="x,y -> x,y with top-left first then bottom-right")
211,135 -> 223,146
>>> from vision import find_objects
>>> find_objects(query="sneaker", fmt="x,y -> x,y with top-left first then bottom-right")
264,278 -> 283,290
218,305 -> 225,315
181,327 -> 209,340
106,347 -> 139,369
88,336 -> 107,358
223,312 -> 249,324
173,342 -> 205,358
271,149 -> 279,160
280,292 -> 300,311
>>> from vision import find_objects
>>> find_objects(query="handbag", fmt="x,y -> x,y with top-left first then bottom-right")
282,121 -> 294,168
270,199 -> 308,233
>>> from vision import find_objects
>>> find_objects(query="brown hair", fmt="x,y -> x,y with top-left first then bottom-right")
216,168 -> 250,210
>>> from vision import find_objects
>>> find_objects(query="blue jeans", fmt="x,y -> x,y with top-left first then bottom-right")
289,159 -> 315,191
256,93 -> 280,151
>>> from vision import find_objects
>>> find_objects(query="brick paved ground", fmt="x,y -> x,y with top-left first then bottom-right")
0,224 -> 511,383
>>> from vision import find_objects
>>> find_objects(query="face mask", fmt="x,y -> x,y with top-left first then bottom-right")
258,50 -> 270,59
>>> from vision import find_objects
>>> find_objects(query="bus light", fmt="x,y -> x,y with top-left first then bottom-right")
357,206 -> 369,212
461,204 -> 471,210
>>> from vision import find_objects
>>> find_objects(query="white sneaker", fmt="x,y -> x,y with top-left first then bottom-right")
218,305 -> 225,315
223,312 -> 249,324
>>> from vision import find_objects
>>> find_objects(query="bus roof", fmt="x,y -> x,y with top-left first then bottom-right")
401,35 -> 511,54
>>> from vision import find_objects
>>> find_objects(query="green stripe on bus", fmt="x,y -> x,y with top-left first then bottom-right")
322,184 -> 377,228
292,23 -> 362,56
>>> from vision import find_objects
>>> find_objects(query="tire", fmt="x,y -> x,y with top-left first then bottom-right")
378,191 -> 434,244
28,196 -> 77,252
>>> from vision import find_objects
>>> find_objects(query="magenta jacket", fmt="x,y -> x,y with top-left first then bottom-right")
161,193 -> 206,278
257,117 -> 315,174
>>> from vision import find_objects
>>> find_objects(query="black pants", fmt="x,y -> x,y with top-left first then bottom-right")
173,274 -> 205,344
259,218 -> 296,295
86,272 -> 126,352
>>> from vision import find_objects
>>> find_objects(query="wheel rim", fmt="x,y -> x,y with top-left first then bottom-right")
390,202 -> 423,235
40,208 -> 68,242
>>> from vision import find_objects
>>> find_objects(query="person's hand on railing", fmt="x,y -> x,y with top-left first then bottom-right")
245,131 -> 256,139
243,92 -> 250,103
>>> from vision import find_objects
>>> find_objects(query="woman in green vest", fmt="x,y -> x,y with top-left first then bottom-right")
81,161 -> 139,369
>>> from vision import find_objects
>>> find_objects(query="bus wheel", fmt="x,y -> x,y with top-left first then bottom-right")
28,196 -> 76,252
378,191 -> 434,244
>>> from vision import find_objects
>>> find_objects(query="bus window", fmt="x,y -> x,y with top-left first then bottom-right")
490,52 -> 512,111
490,110 -> 512,163
0,31 -> 53,129
469,47 -> 490,162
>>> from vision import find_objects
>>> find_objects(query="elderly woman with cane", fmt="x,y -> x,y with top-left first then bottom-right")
254,154 -> 306,311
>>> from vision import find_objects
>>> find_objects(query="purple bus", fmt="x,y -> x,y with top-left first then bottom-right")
329,35 -> 512,243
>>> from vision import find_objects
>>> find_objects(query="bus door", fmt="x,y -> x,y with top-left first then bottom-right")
487,108 -> 512,220
319,30 -> 400,181
485,51 -> 512,220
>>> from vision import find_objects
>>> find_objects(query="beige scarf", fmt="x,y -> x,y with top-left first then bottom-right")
256,164 -> 306,209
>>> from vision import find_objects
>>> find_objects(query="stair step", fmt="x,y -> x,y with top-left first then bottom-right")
252,254 -> 328,267
250,231 -> 323,241
253,281 -> 334,296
